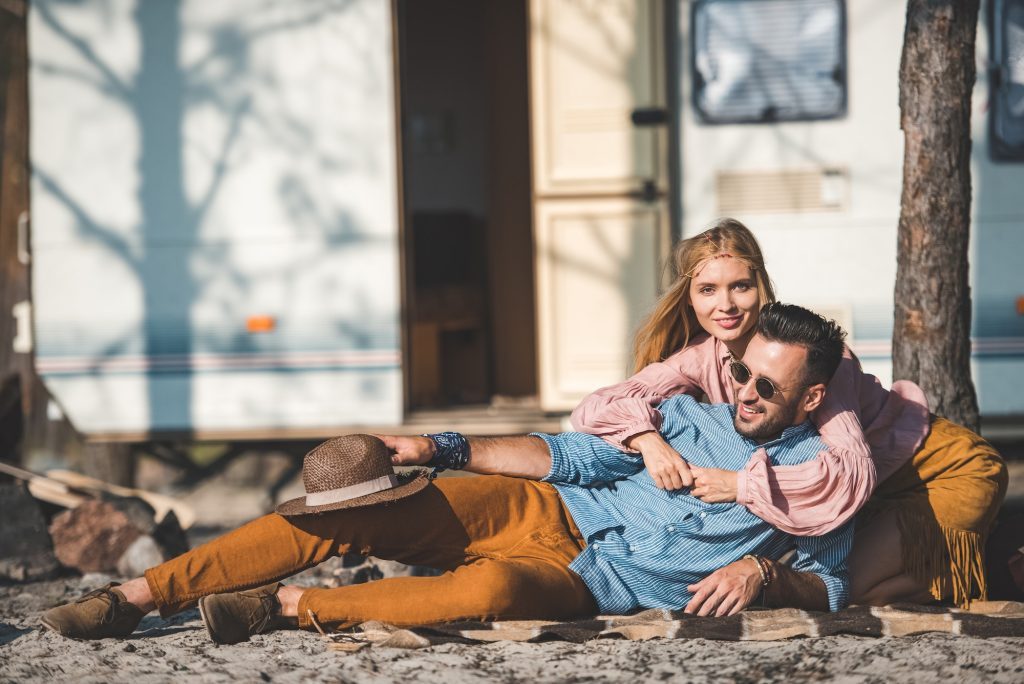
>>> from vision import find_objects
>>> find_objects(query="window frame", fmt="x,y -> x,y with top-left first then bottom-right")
689,0 -> 849,125
989,0 -> 1024,161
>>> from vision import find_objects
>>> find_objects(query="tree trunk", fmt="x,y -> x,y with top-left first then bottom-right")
81,442 -> 137,488
893,0 -> 981,432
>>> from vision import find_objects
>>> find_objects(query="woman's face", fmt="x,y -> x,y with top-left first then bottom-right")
687,256 -> 760,346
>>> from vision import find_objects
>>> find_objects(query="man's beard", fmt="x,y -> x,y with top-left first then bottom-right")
733,399 -> 799,441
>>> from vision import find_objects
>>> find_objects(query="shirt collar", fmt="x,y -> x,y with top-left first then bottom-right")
757,419 -> 817,448
715,337 -> 734,365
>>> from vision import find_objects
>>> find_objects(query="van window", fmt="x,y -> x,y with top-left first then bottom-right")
691,0 -> 847,124
990,0 -> 1024,160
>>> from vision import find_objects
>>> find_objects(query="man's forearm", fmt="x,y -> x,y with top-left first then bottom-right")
762,560 -> 830,611
464,436 -> 552,479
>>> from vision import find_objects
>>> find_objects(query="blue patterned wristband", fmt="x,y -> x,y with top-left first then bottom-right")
423,431 -> 471,477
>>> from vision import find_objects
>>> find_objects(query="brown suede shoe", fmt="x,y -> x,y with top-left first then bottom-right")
40,583 -> 145,639
199,583 -> 295,645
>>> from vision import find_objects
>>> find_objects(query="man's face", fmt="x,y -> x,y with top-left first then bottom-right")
732,335 -> 810,442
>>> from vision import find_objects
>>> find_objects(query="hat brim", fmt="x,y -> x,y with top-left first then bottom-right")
275,469 -> 431,516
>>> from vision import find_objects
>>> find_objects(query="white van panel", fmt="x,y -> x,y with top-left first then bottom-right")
29,0 -> 403,435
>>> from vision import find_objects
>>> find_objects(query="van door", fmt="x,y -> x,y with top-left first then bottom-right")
529,0 -> 670,410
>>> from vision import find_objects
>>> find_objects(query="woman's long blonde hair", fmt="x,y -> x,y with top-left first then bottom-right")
632,218 -> 776,372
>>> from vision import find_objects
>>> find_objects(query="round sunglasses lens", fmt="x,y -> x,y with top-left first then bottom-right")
730,362 -> 750,384
754,378 -> 776,400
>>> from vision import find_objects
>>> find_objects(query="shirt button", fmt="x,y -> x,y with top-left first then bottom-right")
667,525 -> 676,532
700,512 -> 707,519
628,544 -> 636,552
593,543 -> 600,551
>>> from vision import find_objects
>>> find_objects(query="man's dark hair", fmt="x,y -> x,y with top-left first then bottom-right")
756,303 -> 847,385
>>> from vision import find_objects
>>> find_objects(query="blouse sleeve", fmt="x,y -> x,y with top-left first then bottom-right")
569,345 -> 708,451
733,351 -> 877,537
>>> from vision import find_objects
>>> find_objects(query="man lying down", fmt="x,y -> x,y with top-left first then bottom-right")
43,304 -> 852,643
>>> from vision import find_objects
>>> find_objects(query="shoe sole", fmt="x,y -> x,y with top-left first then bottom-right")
38,615 -> 106,640
39,616 -> 62,636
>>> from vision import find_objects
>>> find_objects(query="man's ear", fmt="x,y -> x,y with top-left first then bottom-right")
801,384 -> 827,414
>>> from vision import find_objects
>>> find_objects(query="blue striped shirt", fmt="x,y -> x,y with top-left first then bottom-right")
535,394 -> 852,614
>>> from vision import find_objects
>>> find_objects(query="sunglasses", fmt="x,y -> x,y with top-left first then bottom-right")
729,360 -> 792,401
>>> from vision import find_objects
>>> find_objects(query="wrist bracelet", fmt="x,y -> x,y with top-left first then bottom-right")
743,554 -> 772,587
743,554 -> 774,608
423,431 -> 470,478
763,557 -> 776,586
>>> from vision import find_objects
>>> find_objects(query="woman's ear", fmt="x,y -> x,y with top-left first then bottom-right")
801,384 -> 827,413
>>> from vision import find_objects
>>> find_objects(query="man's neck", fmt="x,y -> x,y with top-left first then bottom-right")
748,416 -> 812,445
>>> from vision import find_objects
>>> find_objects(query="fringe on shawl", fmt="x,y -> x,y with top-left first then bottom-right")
894,508 -> 988,608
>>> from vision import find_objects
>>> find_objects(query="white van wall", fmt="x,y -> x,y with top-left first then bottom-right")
29,0 -> 403,436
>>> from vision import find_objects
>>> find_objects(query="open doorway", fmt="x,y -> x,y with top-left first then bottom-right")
396,0 -> 537,412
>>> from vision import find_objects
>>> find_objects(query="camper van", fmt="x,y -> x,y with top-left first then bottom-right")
25,0 -> 1024,446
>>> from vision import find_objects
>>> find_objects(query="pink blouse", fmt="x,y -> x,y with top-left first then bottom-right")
569,333 -> 930,536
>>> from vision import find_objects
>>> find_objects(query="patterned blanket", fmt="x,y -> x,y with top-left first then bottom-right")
318,602 -> 1024,651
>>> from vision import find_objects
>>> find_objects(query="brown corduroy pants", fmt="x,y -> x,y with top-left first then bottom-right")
144,476 -> 597,630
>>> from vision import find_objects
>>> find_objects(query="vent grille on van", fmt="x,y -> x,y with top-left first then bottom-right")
716,168 -> 846,214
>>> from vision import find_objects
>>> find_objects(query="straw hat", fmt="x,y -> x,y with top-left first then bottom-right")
276,434 -> 430,516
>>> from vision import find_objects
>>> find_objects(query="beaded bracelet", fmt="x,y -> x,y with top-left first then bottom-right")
423,431 -> 471,478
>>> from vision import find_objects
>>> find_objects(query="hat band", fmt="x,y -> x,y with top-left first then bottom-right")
304,474 -> 399,507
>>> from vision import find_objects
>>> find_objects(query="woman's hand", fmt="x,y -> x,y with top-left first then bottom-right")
689,466 -> 738,503
626,431 -> 694,490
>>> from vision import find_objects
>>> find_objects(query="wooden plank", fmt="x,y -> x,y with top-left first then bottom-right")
0,461 -> 89,509
44,469 -> 195,529
0,461 -> 195,528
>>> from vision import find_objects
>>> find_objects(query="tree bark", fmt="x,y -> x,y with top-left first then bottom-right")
893,0 -> 980,431
81,442 -> 137,488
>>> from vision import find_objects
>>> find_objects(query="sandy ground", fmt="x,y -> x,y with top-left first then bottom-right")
2,459 -> 1023,683
3,573 -> 1024,683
